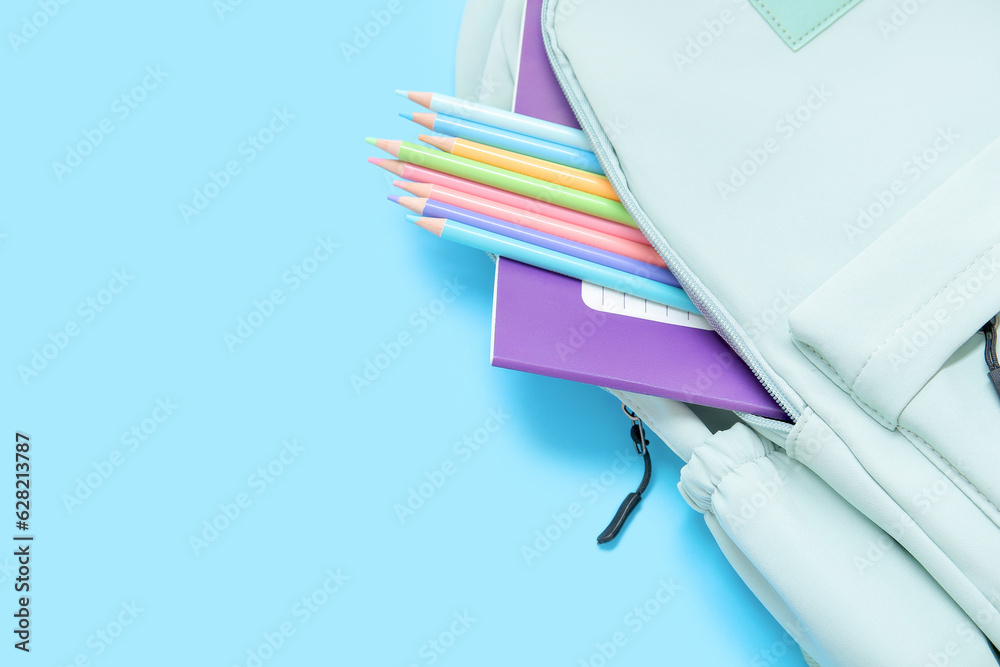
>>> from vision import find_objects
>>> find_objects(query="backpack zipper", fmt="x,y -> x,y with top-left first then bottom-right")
983,315 -> 1000,399
540,3 -> 802,421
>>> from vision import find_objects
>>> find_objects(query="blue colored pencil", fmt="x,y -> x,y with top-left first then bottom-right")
401,111 -> 603,175
398,90 -> 592,152
406,215 -> 698,314
390,195 -> 679,288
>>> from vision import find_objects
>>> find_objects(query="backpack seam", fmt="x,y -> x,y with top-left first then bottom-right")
750,0 -> 855,46
899,426 -> 1000,522
852,238 -> 1000,388
798,341 -> 895,428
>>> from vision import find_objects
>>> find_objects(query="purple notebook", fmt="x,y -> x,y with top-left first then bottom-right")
491,258 -> 786,419
489,0 -> 786,420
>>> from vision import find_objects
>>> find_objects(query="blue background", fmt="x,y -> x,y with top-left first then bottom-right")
4,0 -> 803,664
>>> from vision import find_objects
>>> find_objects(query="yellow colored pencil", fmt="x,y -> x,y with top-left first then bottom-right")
419,134 -> 620,202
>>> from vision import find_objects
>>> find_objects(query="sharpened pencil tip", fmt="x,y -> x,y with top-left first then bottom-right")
367,156 -> 384,166
364,137 -> 377,146
387,194 -> 400,204
405,214 -> 420,223
398,112 -> 414,121
395,89 -> 409,98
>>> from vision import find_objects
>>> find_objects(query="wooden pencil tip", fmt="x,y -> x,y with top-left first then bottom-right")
395,89 -> 409,98
394,180 -> 431,197
364,136 -> 377,146
373,138 -> 401,158
370,158 -> 405,177
418,134 -> 451,152
396,196 -> 425,214
406,215 -> 445,236
411,112 -> 436,131
407,91 -> 434,109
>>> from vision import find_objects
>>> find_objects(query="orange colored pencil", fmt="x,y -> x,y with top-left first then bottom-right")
419,134 -> 620,202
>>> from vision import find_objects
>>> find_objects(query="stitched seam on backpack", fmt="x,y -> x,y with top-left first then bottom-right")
751,0 -> 855,46
899,427 -> 1000,520
852,239 -> 1000,388
787,407 -> 813,459
799,341 -> 895,427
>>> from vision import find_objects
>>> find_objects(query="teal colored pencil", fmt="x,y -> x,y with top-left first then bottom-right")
407,215 -> 698,314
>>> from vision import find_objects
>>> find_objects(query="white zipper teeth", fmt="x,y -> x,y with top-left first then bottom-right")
540,2 -> 800,422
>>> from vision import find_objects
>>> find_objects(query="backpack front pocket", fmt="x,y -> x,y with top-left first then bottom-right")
788,136 -> 1000,430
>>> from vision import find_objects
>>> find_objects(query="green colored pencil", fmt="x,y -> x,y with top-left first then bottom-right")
367,138 -> 633,226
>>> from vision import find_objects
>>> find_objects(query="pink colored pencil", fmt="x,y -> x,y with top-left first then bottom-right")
367,157 -> 650,246
391,188 -> 665,267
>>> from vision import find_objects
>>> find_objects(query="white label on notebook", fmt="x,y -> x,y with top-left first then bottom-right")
580,282 -> 714,330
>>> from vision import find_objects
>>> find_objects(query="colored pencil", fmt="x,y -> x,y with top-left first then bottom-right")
418,134 -> 618,201
401,111 -> 603,174
397,90 -> 591,152
366,138 -> 633,226
390,196 -> 678,287
368,158 -> 646,242
407,215 -> 697,313
389,188 -> 663,267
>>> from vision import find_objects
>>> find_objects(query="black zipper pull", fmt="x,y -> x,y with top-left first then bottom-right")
982,316 -> 1000,400
597,405 -> 652,545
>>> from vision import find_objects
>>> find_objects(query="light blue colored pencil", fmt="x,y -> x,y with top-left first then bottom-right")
406,214 -> 698,314
398,90 -> 592,153
400,111 -> 603,174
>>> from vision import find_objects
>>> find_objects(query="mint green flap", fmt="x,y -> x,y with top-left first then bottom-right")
748,0 -> 864,50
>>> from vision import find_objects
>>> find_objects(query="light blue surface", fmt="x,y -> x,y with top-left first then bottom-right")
3,1 -> 801,664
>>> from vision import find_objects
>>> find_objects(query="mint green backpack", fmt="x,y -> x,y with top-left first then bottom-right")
457,1 -> 1000,664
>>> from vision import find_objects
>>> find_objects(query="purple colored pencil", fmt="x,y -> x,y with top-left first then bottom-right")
387,195 -> 680,288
